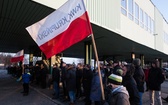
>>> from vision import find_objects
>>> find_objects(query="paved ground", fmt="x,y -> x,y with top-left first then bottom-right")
0,69 -> 168,105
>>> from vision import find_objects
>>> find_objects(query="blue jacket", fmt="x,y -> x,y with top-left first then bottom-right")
22,73 -> 31,83
90,72 -> 102,101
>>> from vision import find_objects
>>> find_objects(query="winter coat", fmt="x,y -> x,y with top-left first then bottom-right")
90,72 -> 102,101
76,68 -> 83,85
123,75 -> 140,105
148,67 -> 165,91
133,66 -> 145,92
66,68 -> 76,91
61,67 -> 66,81
82,68 -> 93,91
40,68 -> 47,81
144,68 -> 150,82
22,73 -> 31,83
108,86 -> 130,105
52,67 -> 60,83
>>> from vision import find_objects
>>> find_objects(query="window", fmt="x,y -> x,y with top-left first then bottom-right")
148,16 -> 151,33
128,0 -> 133,20
164,32 -> 168,44
121,0 -> 127,16
135,3 -> 139,24
140,8 -> 144,28
144,12 -> 148,31
151,19 -> 154,34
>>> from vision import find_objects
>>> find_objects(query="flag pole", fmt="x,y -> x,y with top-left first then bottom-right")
90,34 -> 105,100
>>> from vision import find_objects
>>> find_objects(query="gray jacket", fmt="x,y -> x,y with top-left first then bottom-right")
108,86 -> 130,105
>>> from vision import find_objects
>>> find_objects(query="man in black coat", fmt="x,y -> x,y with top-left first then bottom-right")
40,63 -> 47,89
133,58 -> 145,105
122,64 -> 140,105
61,62 -> 68,100
52,64 -> 60,99
66,64 -> 76,105
82,64 -> 93,105
148,60 -> 165,105
76,63 -> 83,98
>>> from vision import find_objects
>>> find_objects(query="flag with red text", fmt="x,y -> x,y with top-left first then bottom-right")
26,0 -> 92,58
10,50 -> 24,62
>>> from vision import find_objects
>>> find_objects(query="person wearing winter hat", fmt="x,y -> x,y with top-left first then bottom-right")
122,64 -> 140,105
105,69 -> 130,105
112,60 -> 122,74
132,58 -> 145,105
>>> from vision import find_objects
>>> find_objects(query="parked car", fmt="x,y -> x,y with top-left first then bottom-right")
162,68 -> 168,78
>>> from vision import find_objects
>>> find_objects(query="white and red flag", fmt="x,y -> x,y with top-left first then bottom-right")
26,0 -> 92,58
10,50 -> 24,62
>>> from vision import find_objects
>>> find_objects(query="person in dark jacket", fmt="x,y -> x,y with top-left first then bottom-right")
52,64 -> 60,99
76,63 -> 83,99
61,62 -> 68,100
21,68 -> 31,96
66,64 -> 76,105
90,68 -> 102,105
133,58 -> 145,105
40,63 -> 47,89
34,64 -> 41,85
122,63 -> 140,105
83,64 -> 93,105
148,60 -> 165,105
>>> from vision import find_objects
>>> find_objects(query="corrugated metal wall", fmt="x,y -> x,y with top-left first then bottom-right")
84,0 -> 120,33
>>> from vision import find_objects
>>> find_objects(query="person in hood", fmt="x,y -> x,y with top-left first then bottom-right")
66,64 -> 76,105
148,60 -> 165,105
122,63 -> 140,105
132,58 -> 145,105
106,69 -> 130,105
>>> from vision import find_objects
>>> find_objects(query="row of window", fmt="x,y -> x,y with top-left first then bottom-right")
121,0 -> 154,34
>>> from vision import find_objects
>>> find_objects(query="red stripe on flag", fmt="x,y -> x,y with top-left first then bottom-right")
10,56 -> 24,62
40,12 -> 92,58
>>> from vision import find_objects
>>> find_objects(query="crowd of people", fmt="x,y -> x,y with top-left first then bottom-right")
6,58 -> 166,105
7,62 -> 48,90
51,58 -> 166,105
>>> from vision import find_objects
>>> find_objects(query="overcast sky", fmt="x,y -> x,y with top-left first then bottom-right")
151,0 -> 168,22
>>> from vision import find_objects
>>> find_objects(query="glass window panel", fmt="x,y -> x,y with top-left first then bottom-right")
148,16 -> 151,33
128,0 -> 133,20
121,0 -> 127,16
135,3 -> 139,24
121,8 -> 127,16
121,0 -> 127,8
144,12 -> 148,30
140,8 -> 144,28
151,19 -> 154,34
